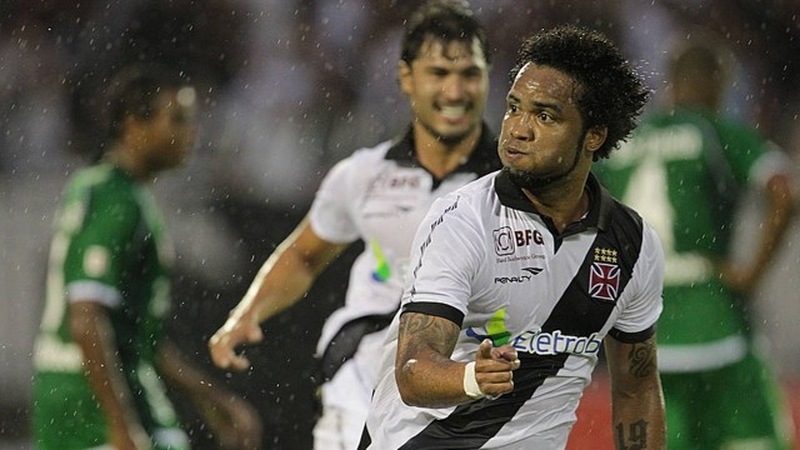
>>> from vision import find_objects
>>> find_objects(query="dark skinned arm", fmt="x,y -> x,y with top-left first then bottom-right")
209,215 -> 349,371
157,341 -> 262,449
394,312 -> 519,407
69,300 -> 151,450
604,334 -> 666,450
719,173 -> 795,294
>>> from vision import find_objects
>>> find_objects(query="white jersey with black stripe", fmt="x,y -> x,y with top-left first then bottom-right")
363,170 -> 664,449
309,125 -> 499,411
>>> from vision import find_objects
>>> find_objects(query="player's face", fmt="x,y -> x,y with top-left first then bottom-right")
141,87 -> 197,171
399,37 -> 489,145
499,63 -> 604,190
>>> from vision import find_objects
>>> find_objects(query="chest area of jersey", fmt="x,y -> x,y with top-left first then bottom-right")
474,213 -> 627,342
356,167 -> 468,249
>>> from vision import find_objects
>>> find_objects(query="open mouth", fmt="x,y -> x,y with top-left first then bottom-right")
504,145 -> 527,156
439,105 -> 468,120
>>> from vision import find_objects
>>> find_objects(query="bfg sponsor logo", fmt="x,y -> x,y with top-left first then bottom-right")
493,226 -> 544,256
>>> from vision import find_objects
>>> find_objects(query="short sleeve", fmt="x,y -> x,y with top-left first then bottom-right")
749,142 -> 797,190
610,223 -> 664,342
401,194 -> 484,325
309,157 -> 360,244
63,186 -> 140,307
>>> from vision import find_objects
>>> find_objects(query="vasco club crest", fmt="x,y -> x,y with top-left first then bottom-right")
589,247 -> 620,303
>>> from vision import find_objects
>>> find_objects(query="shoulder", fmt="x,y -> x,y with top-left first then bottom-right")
442,171 -> 497,202
605,194 -> 645,229
598,188 -> 649,254
609,197 -> 664,271
342,140 -> 395,166
321,140 -> 393,180
428,171 -> 500,222
71,165 -> 140,214
66,164 -> 114,190
66,165 -> 132,200
461,171 -> 499,196
58,165 -> 141,234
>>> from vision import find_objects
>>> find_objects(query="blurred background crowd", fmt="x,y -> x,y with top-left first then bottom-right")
1,0 -> 799,448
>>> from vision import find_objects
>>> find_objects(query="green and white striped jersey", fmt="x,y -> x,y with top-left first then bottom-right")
595,107 -> 790,371
34,163 -> 182,443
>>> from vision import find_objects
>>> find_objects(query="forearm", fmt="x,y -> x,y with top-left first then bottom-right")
158,341 -> 236,418
230,219 -> 345,325
70,302 -> 141,432
209,233 -> 328,371
749,174 -> 794,280
158,340 -> 214,399
396,346 -> 471,407
606,337 -> 666,449
232,244 -> 317,324
395,312 -> 468,407
611,374 -> 666,449
159,341 -> 263,448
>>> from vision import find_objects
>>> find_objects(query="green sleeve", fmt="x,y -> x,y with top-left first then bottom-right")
63,182 -> 141,288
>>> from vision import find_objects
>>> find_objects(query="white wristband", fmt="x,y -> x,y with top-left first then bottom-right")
463,361 -> 484,399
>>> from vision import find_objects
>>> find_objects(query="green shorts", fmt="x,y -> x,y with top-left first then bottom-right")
33,371 -> 189,450
661,350 -> 793,450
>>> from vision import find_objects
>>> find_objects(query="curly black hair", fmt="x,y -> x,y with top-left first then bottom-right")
510,25 -> 650,160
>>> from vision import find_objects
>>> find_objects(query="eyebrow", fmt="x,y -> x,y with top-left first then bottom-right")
507,92 -> 563,113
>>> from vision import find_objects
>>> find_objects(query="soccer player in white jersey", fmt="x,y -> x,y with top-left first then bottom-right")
208,1 -> 500,448
360,25 -> 667,449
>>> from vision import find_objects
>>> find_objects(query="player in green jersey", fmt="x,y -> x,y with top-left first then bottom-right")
32,65 -> 262,450
595,39 -> 796,450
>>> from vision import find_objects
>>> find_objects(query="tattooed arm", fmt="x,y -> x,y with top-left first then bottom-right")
394,312 -> 519,407
604,334 -> 666,450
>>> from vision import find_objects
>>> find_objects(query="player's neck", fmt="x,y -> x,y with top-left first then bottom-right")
522,174 -> 590,234
105,143 -> 153,181
413,126 -> 481,180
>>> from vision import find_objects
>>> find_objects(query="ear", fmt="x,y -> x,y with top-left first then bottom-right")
398,60 -> 413,96
584,126 -> 608,153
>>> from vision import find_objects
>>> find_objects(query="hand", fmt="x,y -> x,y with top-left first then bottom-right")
208,311 -> 263,371
474,339 -> 520,398
200,391 -> 263,450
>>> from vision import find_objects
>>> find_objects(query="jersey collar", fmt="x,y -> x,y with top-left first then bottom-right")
384,123 -> 500,178
494,169 -> 613,233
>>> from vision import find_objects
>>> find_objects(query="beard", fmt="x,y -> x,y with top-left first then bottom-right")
505,141 -> 583,192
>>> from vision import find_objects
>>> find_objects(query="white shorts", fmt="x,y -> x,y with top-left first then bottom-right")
313,403 -> 368,450
312,358 -> 374,450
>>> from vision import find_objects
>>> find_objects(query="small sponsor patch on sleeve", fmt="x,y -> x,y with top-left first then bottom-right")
83,245 -> 110,277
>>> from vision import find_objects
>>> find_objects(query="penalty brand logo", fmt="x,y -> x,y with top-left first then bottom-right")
494,267 -> 543,284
